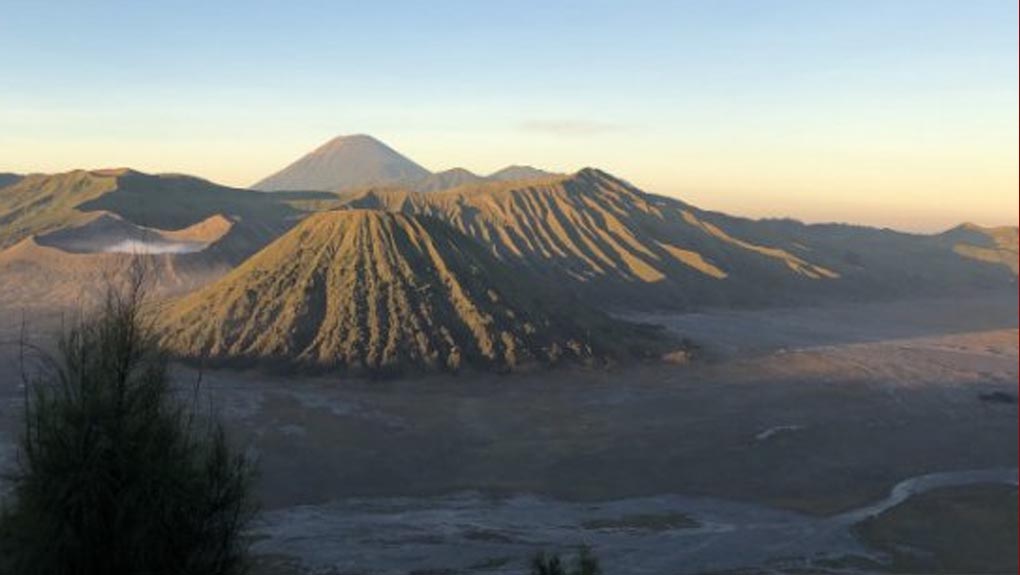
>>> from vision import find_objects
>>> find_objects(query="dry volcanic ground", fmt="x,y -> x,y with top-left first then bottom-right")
2,293 -> 1013,574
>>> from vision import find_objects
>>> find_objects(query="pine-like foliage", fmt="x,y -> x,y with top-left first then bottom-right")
530,546 -> 603,575
0,272 -> 256,575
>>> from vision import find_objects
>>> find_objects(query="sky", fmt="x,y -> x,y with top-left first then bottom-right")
1,0 -> 1016,232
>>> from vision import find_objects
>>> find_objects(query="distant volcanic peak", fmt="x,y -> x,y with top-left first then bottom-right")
311,133 -> 392,155
252,134 -> 431,192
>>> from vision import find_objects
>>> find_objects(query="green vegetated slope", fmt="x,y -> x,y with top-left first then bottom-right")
159,210 -> 661,373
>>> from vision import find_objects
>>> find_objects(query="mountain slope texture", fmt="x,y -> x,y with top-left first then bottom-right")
937,223 -> 1019,274
159,210 -> 654,373
339,168 -> 1017,308
0,169 -> 305,308
252,134 -> 430,192
4,159 -> 1014,315
0,168 -> 296,251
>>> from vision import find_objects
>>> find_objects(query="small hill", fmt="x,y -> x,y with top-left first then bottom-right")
159,210 -> 659,373
35,211 -> 232,254
937,223 -> 1019,274
402,166 -> 559,193
489,165 -> 558,181
251,134 -> 430,192
406,168 -> 486,193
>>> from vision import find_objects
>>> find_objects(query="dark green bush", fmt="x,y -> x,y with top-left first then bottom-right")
0,275 -> 256,575
530,546 -> 602,575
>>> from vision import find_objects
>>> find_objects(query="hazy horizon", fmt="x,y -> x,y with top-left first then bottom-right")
2,0 -> 1017,232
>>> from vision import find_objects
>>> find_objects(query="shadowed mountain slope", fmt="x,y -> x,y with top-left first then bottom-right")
0,173 -> 22,189
252,134 -> 430,192
338,169 -> 1016,308
159,210 -> 662,373
936,223 -> 1019,274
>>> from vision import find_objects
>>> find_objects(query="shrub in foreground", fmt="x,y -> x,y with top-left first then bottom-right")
530,546 -> 603,575
0,277 -> 256,575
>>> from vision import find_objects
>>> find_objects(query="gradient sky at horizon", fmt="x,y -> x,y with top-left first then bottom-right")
1,0 -> 1016,232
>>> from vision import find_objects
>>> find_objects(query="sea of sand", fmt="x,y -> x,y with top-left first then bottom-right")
0,291 -> 1016,574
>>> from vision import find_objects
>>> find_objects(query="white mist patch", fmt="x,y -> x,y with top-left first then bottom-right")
101,239 -> 207,255
755,424 -> 805,441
